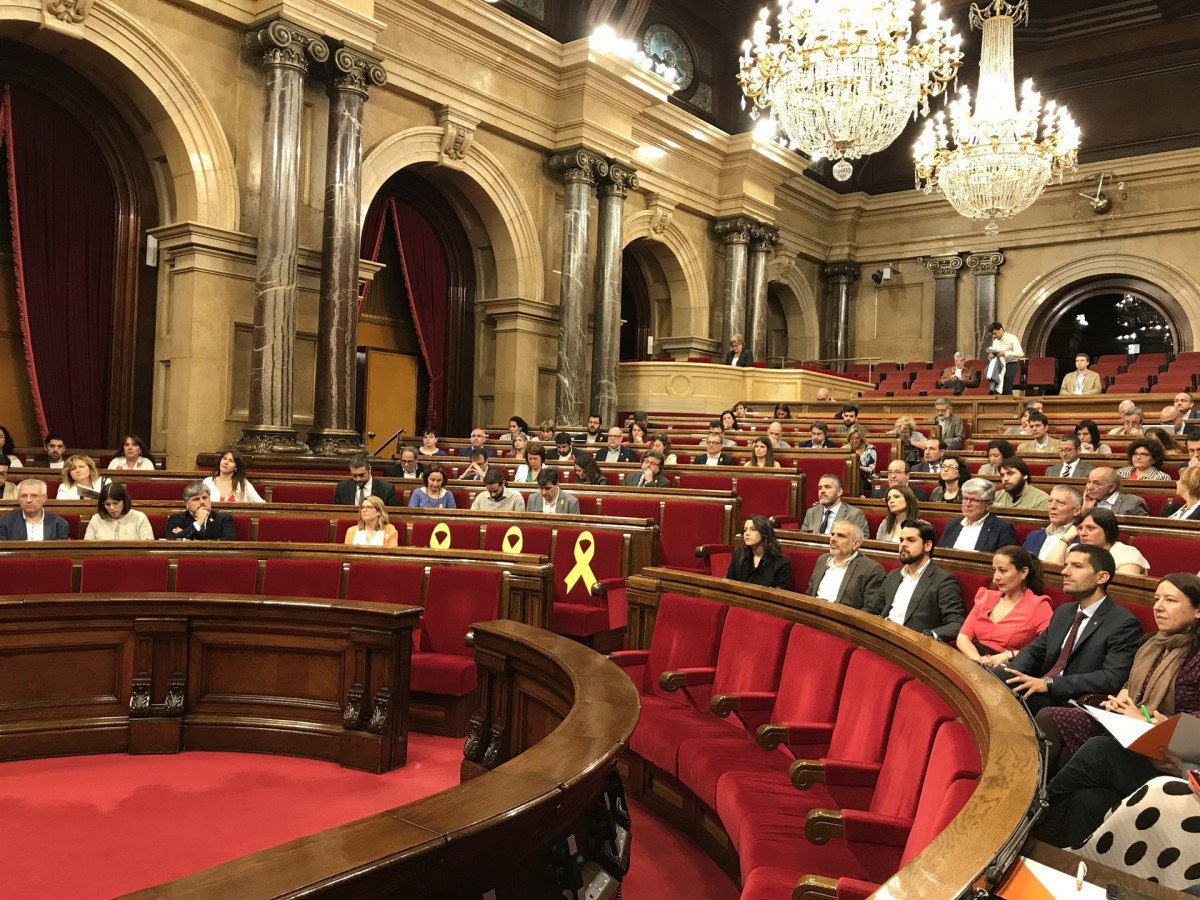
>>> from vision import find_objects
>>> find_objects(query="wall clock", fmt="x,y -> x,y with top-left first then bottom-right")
643,24 -> 694,91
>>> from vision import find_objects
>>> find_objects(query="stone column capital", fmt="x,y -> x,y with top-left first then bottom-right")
966,251 -> 1006,276
597,161 -> 639,198
823,260 -> 861,284
245,17 -> 329,72
715,216 -> 757,246
925,254 -> 964,280
325,44 -> 387,98
750,223 -> 779,254
549,147 -> 608,186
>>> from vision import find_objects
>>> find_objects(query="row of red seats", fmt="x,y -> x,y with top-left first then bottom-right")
615,592 -> 980,896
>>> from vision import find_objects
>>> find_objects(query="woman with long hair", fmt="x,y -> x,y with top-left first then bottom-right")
959,545 -> 1052,665
720,409 -> 740,432
57,455 -> 110,500
743,436 -> 780,469
109,434 -> 154,471
725,515 -> 790,589
649,433 -> 677,466
501,416 -> 529,443
845,425 -> 876,494
0,425 -> 23,466
83,482 -> 154,541
505,432 -> 530,460
408,463 -> 456,509
876,486 -> 920,543
573,454 -> 608,485
514,442 -> 545,483
344,495 -> 399,546
628,421 -> 649,445
203,449 -> 264,503
1075,420 -> 1112,455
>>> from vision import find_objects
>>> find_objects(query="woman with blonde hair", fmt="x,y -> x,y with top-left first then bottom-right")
57,455 -> 110,500
845,425 -> 876,494
891,415 -> 926,463
344,495 -> 399,546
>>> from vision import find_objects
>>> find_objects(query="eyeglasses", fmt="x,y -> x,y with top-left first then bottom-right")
939,463 -> 959,470
961,496 -> 989,505
1130,450 -> 1152,458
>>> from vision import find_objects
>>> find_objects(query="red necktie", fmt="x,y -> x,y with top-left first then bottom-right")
1046,609 -> 1086,676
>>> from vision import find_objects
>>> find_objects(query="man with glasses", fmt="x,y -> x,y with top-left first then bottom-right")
870,460 -> 928,501
1047,436 -> 1092,479
929,398 -> 964,450
937,478 -> 1017,553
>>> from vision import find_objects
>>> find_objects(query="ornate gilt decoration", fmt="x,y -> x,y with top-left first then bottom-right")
45,0 -> 93,25
234,425 -> 310,455
925,254 -> 964,280
165,679 -> 185,716
436,106 -> 481,167
129,680 -> 151,717
244,18 -> 330,72
325,45 -> 387,98
822,260 -> 861,285
367,686 -> 391,734
306,429 -> 366,457
549,147 -> 608,186
596,161 -> 639,199
343,683 -> 365,730
966,250 -> 1006,277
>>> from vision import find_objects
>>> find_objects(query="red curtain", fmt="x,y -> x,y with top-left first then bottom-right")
1,83 -> 116,447
359,195 -> 448,430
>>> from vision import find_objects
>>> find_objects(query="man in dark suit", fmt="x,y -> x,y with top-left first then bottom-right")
865,519 -> 965,641
691,433 -> 736,466
798,421 -> 838,449
725,334 -> 752,367
1081,467 -> 1149,517
333,452 -> 399,506
799,475 -> 869,534
938,478 -> 1017,553
0,478 -> 70,540
870,460 -> 928,501
384,446 -> 425,479
1046,435 -> 1093,480
595,426 -> 639,464
164,481 -> 237,541
807,520 -> 885,610
1000,544 -> 1142,714
622,451 -> 669,487
910,437 -> 946,474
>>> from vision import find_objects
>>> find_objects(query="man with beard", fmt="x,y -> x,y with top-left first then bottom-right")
865,519 -> 964,641
994,457 -> 1049,510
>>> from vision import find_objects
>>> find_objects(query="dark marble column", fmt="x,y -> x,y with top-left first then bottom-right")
237,19 -> 328,454
746,224 -> 779,365
588,161 -> 638,427
715,217 -> 755,349
924,254 -> 964,362
967,251 -> 1005,357
549,148 -> 606,426
823,261 -> 860,372
307,47 -> 387,457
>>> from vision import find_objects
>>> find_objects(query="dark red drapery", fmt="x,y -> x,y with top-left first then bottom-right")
359,194 -> 448,430
1,83 -> 116,447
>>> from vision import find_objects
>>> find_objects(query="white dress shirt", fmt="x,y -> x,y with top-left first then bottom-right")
704,455 -> 722,466
23,514 -> 44,541
953,518 -> 985,551
887,559 -> 931,626
816,552 -> 858,602
1170,500 -> 1200,520
1037,523 -> 1070,560
1074,373 -> 1086,394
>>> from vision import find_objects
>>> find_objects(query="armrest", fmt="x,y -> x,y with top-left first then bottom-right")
793,875 -> 838,900
607,649 -> 648,669
696,543 -> 732,559
659,667 -> 717,691
757,721 -> 834,751
789,758 -> 824,789
710,691 -> 777,718
772,515 -> 800,530
590,577 -> 625,597
804,808 -> 843,845
830,879 -> 879,900
822,759 -> 883,788
837,809 -> 913,847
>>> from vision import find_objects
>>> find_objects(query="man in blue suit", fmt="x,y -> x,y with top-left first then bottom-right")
0,478 -> 70,541
937,478 -> 1017,554
1023,485 -> 1084,559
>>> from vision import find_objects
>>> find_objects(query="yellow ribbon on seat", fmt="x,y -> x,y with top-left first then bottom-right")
563,530 -> 598,594
502,525 -> 523,554
429,522 -> 451,549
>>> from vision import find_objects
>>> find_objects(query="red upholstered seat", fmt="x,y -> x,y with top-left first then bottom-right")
80,557 -> 169,593
737,475 -> 793,520
1133,491 -> 1169,517
795,458 -> 847,508
270,484 -> 335,504
782,548 -> 821,592
678,474 -> 733,491
953,570 -> 993,618
600,496 -> 660,522
122,480 -> 189,501
482,523 -> 552,556
576,495 -> 598,514
175,557 -> 257,595
256,516 -> 330,544
410,567 -> 502,696
60,513 -> 81,540
231,516 -> 251,541
333,518 -> 357,543
0,557 -> 73,594
1011,520 -> 1038,545
409,519 -> 481,550
659,501 -> 725,573
145,514 -> 169,539
344,561 -> 425,606
260,559 -> 342,600
1131,534 -> 1196,576
551,527 -> 627,636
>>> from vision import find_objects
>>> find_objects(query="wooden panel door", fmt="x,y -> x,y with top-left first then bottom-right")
364,349 -> 418,452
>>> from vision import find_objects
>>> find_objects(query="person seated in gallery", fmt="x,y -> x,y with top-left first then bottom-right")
417,428 -> 448,457
1047,435 -> 1093,479
56,455 -> 111,500
1115,437 -> 1173,482
408,463 -> 456,509
578,414 -> 604,445
334,452 -> 399,506
864,519 -> 965,642
595,426 -> 638,464
572,454 -> 609,485
552,433 -> 585,464
807,520 -> 885,609
1074,419 -> 1112,455
108,433 -> 155,471
844,425 -> 876,494
929,455 -> 969,503
937,478 -> 1018,553
800,474 -> 869,535
1107,406 -> 1145,437
928,397 -> 965,449
766,421 -> 790,449
719,409 -> 740,433
875,485 -> 920,543
1016,412 -> 1054,455
1162,466 -> 1200,520
164,482 -> 236,541
622,450 -> 669,487
725,515 -> 790,589
1060,353 -> 1103,395
536,419 -> 556,443
649,433 -> 677,466
889,415 -> 926,463
0,424 -> 23,467
384,446 -> 426,479
815,388 -> 836,403
30,433 -> 67,469
936,352 -> 979,395
500,416 -> 529,443
871,459 -> 928,501
0,461 -> 17,500
1041,507 -> 1150,577
1173,391 -> 1200,420
84,482 -> 154,541
470,468 -> 526,512
955,545 -> 1052,667
798,421 -> 837,449
706,419 -> 736,448
0,479 -> 69,541
526,467 -> 579,514
743,437 -> 782,469
1024,485 -> 1085,560
514,442 -> 546,483
343,495 -> 399,546
1158,404 -> 1188,436
691,433 -> 735,467
1003,403 -> 1040,436
977,439 -> 1015,476
459,448 -> 491,481
203,449 -> 264,503
1080,467 -> 1149,516
910,436 -> 947,474
834,403 -> 859,435
627,420 -> 649,446
465,428 -> 496,460
994,457 -> 1050,511
772,403 -> 792,420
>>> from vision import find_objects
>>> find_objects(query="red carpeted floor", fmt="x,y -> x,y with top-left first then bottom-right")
0,736 -> 737,899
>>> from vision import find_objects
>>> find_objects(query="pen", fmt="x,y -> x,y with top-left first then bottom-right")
1140,704 -> 1153,723
1076,861 -> 1086,891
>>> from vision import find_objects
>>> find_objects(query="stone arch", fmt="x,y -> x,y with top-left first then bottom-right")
622,211 -> 709,336
0,0 -> 239,229
766,256 -> 819,361
1008,252 -> 1200,355
360,128 -> 543,304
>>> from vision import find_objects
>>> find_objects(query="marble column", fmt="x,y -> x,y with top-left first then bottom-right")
549,148 -> 606,426
237,19 -> 328,454
823,261 -> 860,372
588,161 -> 638,427
967,251 -> 1006,357
307,47 -> 387,457
924,254 -> 964,362
715,217 -> 755,349
746,224 -> 779,365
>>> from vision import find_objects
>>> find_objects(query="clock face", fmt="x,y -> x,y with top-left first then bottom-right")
643,24 -> 694,90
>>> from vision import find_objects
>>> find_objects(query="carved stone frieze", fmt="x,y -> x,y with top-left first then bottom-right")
435,106 -> 481,167
647,193 -> 676,235
244,18 -> 330,72
549,147 -> 608,186
44,0 -> 93,25
966,251 -> 1006,276
925,254 -> 964,280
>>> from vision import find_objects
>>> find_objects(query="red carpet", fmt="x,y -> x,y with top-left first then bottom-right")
0,739 -> 736,899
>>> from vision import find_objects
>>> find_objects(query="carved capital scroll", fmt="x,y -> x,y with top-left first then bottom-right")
549,146 -> 608,186
244,18 -> 330,72
925,254 -> 964,280
966,250 -> 1006,277
326,44 -> 387,99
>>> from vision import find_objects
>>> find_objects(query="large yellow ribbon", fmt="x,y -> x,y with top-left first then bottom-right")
502,525 -> 524,554
429,522 -> 452,549
563,531 -> 598,594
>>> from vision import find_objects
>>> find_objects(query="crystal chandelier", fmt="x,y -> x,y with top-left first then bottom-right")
913,0 -> 1080,234
737,1 -> 963,182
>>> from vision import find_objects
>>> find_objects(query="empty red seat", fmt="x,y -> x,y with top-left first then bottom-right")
781,547 -> 821,592
1024,356 -> 1056,391
145,514 -> 169,539
600,496 -> 661,522
482,523 -> 552,555
410,567 -> 502,697
270,484 -> 335,504
261,559 -> 342,600
80,557 -> 169,593
122,480 -> 189,501
678,474 -> 733,491
0,557 -> 73,594
409,519 -> 480,550
1130,534 -> 1197,577
175,557 -> 257,595
659,501 -> 727,574
344,561 -> 425,606
737,475 -> 793,521
551,527 -> 627,637
256,516 -> 330,543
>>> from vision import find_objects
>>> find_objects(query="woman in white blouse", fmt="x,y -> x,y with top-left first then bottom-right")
109,434 -> 155,471
84,483 -> 154,541
58,455 -> 111,500
203,450 -> 264,503
344,496 -> 399,546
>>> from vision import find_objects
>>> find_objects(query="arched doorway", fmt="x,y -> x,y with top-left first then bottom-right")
1027,275 -> 1188,376
766,286 -> 790,365
620,248 -> 651,360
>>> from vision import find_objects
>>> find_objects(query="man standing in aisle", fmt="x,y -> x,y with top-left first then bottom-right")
986,321 -> 1023,395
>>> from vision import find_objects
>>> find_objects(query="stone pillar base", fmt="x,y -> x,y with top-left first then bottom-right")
234,425 -> 310,454
305,428 -> 366,456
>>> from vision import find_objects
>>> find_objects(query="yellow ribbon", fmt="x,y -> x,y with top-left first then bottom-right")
502,525 -> 524,554
563,531 -> 598,594
430,522 -> 451,549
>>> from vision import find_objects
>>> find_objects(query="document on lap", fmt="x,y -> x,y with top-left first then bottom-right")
1070,701 -> 1200,761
